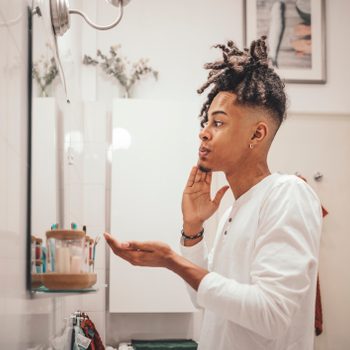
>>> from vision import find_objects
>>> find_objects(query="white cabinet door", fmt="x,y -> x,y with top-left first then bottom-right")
109,98 -> 200,312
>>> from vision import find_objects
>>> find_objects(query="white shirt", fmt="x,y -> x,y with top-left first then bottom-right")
181,174 -> 322,350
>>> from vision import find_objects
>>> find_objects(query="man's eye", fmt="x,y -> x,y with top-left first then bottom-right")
214,121 -> 223,127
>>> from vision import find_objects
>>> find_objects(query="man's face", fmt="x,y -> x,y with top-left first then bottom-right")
198,91 -> 254,174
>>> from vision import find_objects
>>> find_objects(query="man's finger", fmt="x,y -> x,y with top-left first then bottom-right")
194,168 -> 203,183
104,232 -> 117,247
104,232 -> 120,252
185,166 -> 198,187
116,249 -> 150,266
104,233 -> 152,253
205,171 -> 212,185
127,240 -> 154,252
104,232 -> 128,251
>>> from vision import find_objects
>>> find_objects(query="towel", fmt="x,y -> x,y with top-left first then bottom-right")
131,339 -> 197,350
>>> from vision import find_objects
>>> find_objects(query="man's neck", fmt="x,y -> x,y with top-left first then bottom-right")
225,161 -> 271,200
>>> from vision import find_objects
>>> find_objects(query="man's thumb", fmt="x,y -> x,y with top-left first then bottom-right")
213,186 -> 230,206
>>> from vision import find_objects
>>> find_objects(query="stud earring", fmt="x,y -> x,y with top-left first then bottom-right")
249,144 -> 254,149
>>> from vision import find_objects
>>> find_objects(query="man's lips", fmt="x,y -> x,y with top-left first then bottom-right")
199,146 -> 210,157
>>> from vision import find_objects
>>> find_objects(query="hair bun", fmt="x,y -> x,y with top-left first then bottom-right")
249,36 -> 269,68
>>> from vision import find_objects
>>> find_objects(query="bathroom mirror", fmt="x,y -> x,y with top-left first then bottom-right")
27,0 -> 201,299
28,4 -> 55,291
28,1 -> 102,293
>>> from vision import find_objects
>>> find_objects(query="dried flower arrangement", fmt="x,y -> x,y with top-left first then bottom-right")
83,45 -> 158,98
32,56 -> 58,97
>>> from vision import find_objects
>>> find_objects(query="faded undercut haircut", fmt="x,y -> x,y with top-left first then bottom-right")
198,36 -> 287,129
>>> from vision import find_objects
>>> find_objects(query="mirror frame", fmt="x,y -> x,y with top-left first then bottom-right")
26,6 -> 33,293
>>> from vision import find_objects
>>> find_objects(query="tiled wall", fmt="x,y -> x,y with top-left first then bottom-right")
59,100 -> 108,342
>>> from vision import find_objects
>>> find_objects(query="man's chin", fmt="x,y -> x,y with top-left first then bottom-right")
197,161 -> 212,173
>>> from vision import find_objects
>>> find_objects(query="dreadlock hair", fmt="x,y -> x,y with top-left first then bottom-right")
198,36 -> 286,129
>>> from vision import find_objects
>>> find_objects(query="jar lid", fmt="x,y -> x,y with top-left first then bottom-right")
46,230 -> 85,240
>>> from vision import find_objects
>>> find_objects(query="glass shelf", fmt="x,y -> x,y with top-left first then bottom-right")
32,286 -> 98,298
30,272 -> 100,297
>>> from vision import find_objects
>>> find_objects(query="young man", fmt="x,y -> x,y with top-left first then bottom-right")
104,37 -> 322,350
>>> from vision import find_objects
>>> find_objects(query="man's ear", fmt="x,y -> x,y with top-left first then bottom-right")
251,122 -> 268,144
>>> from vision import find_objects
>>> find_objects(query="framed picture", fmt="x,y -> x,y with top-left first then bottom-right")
244,0 -> 326,83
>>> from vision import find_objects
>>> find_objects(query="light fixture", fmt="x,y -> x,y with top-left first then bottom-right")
33,0 -> 131,102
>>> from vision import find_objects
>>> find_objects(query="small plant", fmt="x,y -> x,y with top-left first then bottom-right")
83,45 -> 158,98
32,56 -> 58,97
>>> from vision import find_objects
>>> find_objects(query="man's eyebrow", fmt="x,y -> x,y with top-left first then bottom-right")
210,110 -> 228,116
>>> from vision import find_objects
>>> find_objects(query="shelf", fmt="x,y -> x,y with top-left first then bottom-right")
32,286 -> 98,298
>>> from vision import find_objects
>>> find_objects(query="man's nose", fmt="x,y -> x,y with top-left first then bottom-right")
199,126 -> 210,141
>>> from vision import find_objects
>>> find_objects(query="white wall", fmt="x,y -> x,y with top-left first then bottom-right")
91,0 -> 350,113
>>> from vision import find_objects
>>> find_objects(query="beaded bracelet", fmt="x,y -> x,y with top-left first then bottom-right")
181,227 -> 204,240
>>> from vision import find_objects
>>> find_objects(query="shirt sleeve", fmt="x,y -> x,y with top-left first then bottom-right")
179,238 -> 209,308
196,178 -> 323,339
180,238 -> 209,270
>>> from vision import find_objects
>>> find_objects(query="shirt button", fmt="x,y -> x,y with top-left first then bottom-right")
228,218 -> 232,222
224,231 -> 227,235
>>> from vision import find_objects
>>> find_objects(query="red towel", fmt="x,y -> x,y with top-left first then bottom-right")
315,205 -> 328,336
81,318 -> 105,350
315,275 -> 323,335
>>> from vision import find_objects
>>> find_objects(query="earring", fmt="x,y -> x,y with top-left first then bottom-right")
249,144 -> 254,149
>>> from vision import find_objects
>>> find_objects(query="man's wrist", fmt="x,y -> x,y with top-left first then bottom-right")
181,227 -> 204,240
181,226 -> 204,246
182,235 -> 203,246
165,250 -> 179,270
166,252 -> 208,291
182,222 -> 204,235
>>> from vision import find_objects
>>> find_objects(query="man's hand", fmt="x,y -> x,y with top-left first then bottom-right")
182,166 -> 229,232
104,232 -> 175,268
104,231 -> 209,290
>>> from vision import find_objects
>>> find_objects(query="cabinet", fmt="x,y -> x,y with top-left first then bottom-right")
109,99 -> 200,312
